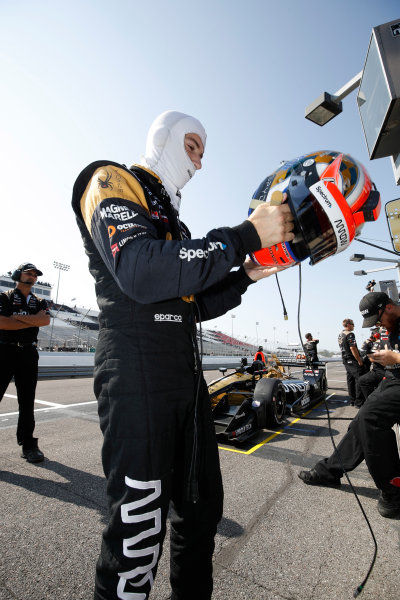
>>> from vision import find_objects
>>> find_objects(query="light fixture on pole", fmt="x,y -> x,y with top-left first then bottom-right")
305,18 -> 400,186
255,322 -> 259,346
305,72 -> 362,126
350,253 -> 400,300
53,261 -> 70,305
349,254 -> 366,262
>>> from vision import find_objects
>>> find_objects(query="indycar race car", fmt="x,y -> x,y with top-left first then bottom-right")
208,356 -> 327,444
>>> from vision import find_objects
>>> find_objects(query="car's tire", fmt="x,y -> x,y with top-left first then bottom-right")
253,378 -> 286,428
319,370 -> 328,394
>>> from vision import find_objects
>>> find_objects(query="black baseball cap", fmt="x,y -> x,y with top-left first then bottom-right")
19,263 -> 43,276
359,292 -> 391,328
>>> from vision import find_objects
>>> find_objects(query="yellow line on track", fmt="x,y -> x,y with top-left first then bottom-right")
218,393 -> 335,455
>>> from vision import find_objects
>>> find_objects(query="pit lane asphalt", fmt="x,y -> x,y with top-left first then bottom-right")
1,364 -> 400,600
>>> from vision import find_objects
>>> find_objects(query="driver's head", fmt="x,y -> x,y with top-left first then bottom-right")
140,110 -> 206,210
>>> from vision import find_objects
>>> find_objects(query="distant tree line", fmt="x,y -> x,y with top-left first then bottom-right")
319,349 -> 337,357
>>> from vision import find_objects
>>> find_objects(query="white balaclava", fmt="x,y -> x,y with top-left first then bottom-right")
140,110 -> 206,212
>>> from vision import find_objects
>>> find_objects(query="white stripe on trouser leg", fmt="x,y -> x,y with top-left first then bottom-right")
117,478 -> 162,600
123,509 -> 161,551
117,544 -> 160,600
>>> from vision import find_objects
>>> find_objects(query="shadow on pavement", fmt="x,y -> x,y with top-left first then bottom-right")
217,516 -> 244,538
0,459 -> 108,522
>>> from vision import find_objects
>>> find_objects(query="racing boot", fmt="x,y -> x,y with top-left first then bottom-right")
298,468 -> 341,487
377,485 -> 400,519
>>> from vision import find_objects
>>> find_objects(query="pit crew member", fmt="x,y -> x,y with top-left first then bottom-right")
254,345 -> 266,364
0,263 -> 50,462
338,318 -> 364,407
304,332 -> 319,364
298,292 -> 400,519
358,330 -> 385,402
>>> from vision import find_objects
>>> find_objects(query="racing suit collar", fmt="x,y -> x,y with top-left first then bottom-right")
139,110 -> 206,213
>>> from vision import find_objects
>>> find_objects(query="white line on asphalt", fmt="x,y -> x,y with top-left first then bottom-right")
0,400 -> 97,418
4,393 -> 63,407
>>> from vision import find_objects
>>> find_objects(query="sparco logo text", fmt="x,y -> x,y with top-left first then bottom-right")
154,314 -> 183,322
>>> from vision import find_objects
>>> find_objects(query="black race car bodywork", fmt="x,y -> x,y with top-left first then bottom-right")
208,357 -> 327,444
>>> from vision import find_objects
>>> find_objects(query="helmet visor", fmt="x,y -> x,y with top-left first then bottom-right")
288,176 -> 338,265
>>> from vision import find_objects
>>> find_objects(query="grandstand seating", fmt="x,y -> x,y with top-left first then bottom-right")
39,303 -> 259,355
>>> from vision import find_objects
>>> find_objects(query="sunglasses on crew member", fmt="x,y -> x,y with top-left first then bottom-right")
376,305 -> 387,327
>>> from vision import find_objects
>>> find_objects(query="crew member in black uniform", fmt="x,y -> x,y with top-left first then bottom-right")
0,263 -> 50,462
304,333 -> 319,364
338,318 -> 364,407
298,292 -> 400,519
358,331 -> 385,403
72,110 -> 295,600
360,332 -> 374,372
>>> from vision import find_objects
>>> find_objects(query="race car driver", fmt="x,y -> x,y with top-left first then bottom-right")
72,110 -> 294,600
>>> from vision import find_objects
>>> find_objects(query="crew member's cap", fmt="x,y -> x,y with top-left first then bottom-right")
359,292 -> 390,328
20,263 -> 43,276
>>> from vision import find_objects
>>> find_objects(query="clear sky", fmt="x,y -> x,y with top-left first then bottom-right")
1,0 -> 399,351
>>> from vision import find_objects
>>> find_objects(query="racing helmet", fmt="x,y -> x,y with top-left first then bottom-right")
248,151 -> 381,267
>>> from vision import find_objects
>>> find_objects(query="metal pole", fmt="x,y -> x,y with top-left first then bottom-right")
333,71 -> 363,102
53,261 -> 70,307
55,268 -> 61,305
77,308 -> 91,351
49,305 -> 62,351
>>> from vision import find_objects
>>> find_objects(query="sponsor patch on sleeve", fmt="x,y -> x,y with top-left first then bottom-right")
80,166 -> 149,233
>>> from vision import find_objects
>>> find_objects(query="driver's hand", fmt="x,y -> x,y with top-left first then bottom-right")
248,194 -> 294,249
243,257 -> 292,281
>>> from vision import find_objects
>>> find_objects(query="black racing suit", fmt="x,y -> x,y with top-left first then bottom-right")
0,289 -> 48,449
314,318 -> 400,491
72,161 -> 261,600
338,329 -> 364,407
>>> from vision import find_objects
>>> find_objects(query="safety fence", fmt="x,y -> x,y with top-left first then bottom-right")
37,353 -> 338,380
37,355 -> 253,379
